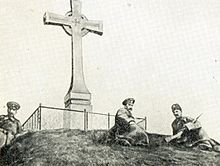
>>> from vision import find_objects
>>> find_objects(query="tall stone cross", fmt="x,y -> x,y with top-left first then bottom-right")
43,0 -> 103,129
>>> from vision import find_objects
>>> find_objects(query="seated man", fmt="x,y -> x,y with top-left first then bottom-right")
107,98 -> 149,146
0,101 -> 22,148
165,103 -> 220,152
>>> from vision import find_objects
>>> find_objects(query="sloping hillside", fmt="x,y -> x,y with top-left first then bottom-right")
1,129 -> 220,166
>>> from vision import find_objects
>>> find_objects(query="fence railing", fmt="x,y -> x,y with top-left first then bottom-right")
22,104 -> 42,130
22,104 -> 147,131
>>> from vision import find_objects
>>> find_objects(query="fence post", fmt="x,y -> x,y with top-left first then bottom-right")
108,113 -> 110,129
86,111 -> 89,131
144,116 -> 147,130
37,108 -> 39,130
84,109 -> 88,131
39,103 -> 42,130
84,109 -> 86,131
34,112 -> 36,130
31,116 -> 34,130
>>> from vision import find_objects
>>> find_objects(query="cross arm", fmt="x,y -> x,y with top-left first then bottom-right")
83,20 -> 103,36
43,12 -> 71,26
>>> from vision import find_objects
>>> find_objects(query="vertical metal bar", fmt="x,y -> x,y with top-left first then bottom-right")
86,111 -> 88,131
34,111 -> 36,130
108,113 -> 110,129
144,116 -> 147,130
83,109 -> 85,131
31,116 -> 34,130
37,108 -> 39,130
39,103 -> 42,130
83,109 -> 87,131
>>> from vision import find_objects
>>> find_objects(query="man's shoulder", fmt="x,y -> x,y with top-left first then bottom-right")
13,117 -> 20,123
116,108 -> 128,116
172,116 -> 193,123
0,115 -> 7,120
171,119 -> 177,126
171,117 -> 190,125
117,108 -> 127,113
182,116 -> 194,122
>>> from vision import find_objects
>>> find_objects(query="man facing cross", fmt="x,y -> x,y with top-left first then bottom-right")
44,0 -> 103,129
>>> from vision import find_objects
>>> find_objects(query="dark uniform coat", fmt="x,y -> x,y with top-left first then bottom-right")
0,115 -> 22,147
171,116 -> 219,150
107,108 -> 149,146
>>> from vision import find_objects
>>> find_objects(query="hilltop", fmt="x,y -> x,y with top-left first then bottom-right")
1,129 -> 220,166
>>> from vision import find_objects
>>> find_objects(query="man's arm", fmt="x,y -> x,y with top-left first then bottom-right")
165,116 -> 202,143
14,120 -> 28,138
184,116 -> 202,131
0,115 -> 6,128
165,130 -> 184,143
0,115 -> 5,122
171,121 -> 178,135
166,121 -> 186,143
17,121 -> 22,133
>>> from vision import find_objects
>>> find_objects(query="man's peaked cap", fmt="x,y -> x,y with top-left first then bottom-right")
171,103 -> 182,112
122,98 -> 135,106
7,101 -> 20,111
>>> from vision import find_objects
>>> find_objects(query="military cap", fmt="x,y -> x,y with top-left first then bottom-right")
122,98 -> 135,106
171,103 -> 182,112
7,101 -> 20,110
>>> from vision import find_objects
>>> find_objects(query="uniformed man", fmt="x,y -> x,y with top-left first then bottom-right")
107,98 -> 149,146
0,101 -> 22,148
165,103 -> 220,152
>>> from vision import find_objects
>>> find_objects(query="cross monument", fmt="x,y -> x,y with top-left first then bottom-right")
43,0 -> 103,129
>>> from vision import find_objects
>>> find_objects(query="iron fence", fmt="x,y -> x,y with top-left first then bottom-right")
22,104 -> 41,130
22,104 -> 147,131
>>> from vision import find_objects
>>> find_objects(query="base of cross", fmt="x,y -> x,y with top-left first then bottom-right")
64,92 -> 91,106
64,92 -> 92,129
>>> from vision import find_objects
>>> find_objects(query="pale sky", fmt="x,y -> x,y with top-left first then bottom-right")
1,0 -> 220,141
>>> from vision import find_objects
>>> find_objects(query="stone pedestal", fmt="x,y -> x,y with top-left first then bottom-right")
63,92 -> 92,129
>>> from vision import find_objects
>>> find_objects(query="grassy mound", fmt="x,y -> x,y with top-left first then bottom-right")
1,129 -> 220,166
